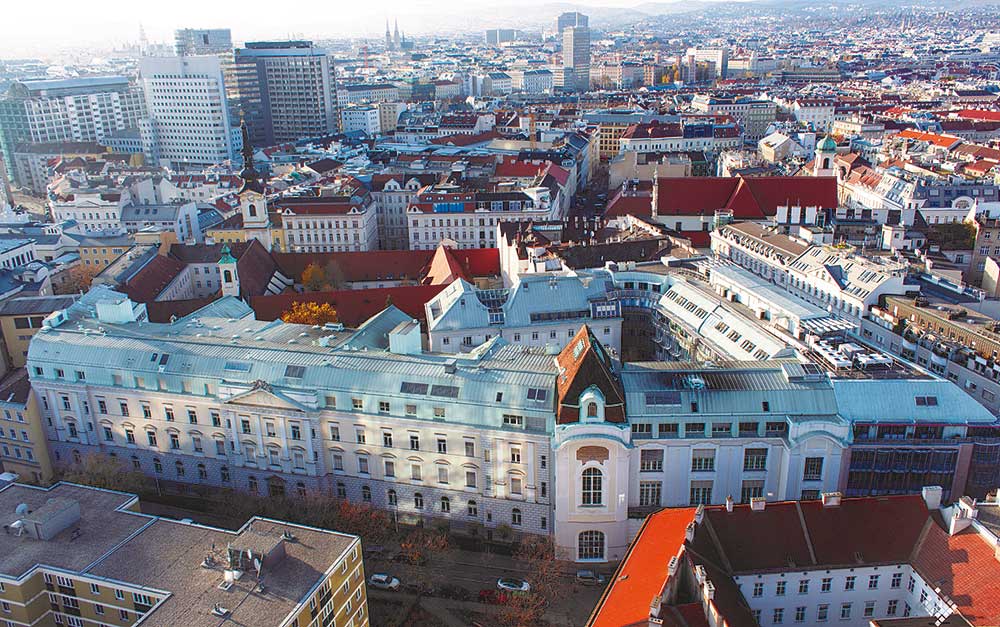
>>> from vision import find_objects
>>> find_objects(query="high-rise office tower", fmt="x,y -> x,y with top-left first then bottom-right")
685,47 -> 730,79
138,56 -> 239,169
563,24 -> 591,92
232,41 -> 338,146
174,28 -> 233,56
557,11 -> 588,35
0,77 -> 145,185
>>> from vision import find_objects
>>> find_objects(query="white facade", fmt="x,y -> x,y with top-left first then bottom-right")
139,56 -> 239,169
282,206 -> 379,253
340,106 -> 381,136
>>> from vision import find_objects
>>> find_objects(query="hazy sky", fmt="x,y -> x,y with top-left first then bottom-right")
3,0 -> 678,59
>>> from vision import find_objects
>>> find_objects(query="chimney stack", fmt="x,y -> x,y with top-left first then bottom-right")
750,497 -> 766,512
922,485 -> 943,511
949,496 -> 979,536
821,491 -> 843,508
725,495 -> 734,512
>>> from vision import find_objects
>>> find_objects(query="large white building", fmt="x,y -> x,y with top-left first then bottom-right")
139,56 -> 240,169
0,77 -> 146,186
340,106 -> 381,136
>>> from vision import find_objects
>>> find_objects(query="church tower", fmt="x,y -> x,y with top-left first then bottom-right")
813,134 -> 837,177
385,20 -> 393,50
238,120 -> 267,229
218,244 -> 240,298
393,20 -> 401,49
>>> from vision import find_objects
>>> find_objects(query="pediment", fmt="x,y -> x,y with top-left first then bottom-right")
224,383 -> 305,412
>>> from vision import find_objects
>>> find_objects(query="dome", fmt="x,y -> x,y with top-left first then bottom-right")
817,135 -> 837,151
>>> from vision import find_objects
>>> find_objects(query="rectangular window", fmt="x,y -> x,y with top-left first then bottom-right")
817,604 -> 828,622
384,460 -> 395,477
864,601 -> 875,618
803,456 -> 824,481
411,464 -> 422,481
640,448 -> 664,472
743,448 -> 768,471
438,466 -> 448,484
689,480 -> 712,505
840,603 -> 851,620
639,481 -> 662,507
845,576 -> 855,591
465,441 -> 475,457
691,449 -> 715,471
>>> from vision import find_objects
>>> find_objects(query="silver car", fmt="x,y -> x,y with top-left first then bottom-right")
368,573 -> 401,591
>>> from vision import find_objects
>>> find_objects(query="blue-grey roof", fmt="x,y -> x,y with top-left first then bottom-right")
832,379 -> 996,425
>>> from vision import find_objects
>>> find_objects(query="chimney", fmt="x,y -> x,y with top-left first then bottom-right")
685,521 -> 696,542
750,497 -> 766,512
725,495 -> 734,512
695,503 -> 704,523
667,556 -> 679,576
922,485 -> 943,511
821,491 -> 842,507
649,594 -> 663,619
703,580 -> 716,601
949,496 -> 978,536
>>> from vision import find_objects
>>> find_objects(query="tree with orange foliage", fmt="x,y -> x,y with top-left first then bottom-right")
281,301 -> 339,325
301,262 -> 327,291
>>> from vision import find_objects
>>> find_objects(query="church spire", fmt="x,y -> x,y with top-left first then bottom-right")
238,118 -> 262,194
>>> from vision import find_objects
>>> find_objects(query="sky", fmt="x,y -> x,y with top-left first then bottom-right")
2,0 -> 688,59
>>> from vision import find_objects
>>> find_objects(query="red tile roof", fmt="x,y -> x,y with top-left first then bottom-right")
555,326 -> 625,424
588,507 -> 698,627
250,284 -> 445,328
897,129 -> 963,148
955,109 -> 1000,123
913,523 -> 1000,625
655,176 -> 838,220
122,255 -> 186,303
800,495 -> 929,566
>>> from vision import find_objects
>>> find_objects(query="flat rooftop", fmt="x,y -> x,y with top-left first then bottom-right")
0,483 -> 144,578
0,483 -> 358,627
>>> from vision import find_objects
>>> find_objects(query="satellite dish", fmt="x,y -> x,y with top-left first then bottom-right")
14,503 -> 28,515
254,558 -> 262,574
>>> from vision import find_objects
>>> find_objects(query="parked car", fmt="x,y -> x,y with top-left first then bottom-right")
576,570 -> 606,585
497,577 -> 531,592
368,573 -> 401,591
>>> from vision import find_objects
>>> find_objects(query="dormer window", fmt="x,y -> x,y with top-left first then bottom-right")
587,402 -> 598,418
248,203 -> 257,217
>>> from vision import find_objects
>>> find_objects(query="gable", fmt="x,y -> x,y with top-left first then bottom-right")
224,384 -> 306,412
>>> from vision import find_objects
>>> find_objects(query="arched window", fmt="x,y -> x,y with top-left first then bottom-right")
296,482 -> 307,498
248,204 -> 257,217
153,458 -> 162,474
197,463 -> 207,480
512,508 -> 522,526
224,270 -> 233,282
467,500 -> 477,517
248,475 -> 258,494
587,402 -> 598,418
578,530 -> 605,560
220,466 -> 230,482
414,493 -> 424,509
72,449 -> 82,464
131,455 -> 140,470
387,489 -> 397,506
362,485 -> 372,502
440,496 -> 450,513
336,482 -> 346,498
581,468 -> 603,506
175,460 -> 185,477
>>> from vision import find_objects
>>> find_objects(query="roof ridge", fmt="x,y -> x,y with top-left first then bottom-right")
907,515 -> 935,566
794,501 -> 818,566
701,514 -> 734,574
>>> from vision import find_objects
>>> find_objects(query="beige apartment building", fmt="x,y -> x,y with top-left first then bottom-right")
0,482 -> 367,627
